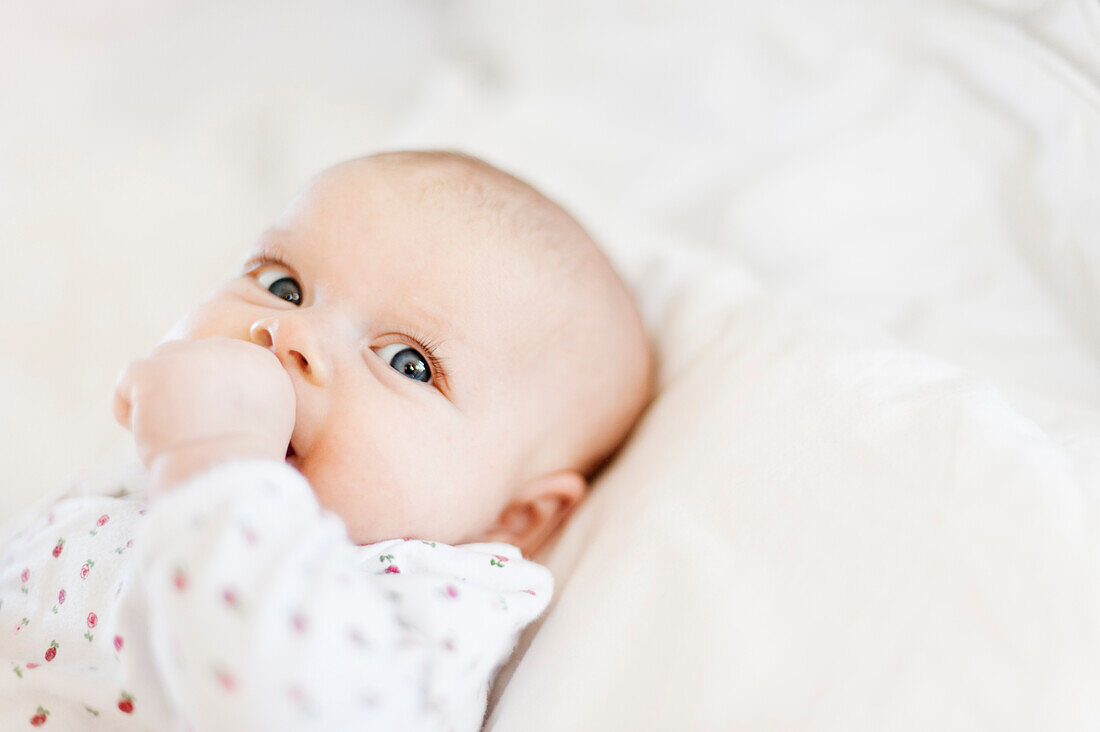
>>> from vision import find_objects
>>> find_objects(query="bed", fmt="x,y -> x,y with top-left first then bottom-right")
4,0 -> 1098,728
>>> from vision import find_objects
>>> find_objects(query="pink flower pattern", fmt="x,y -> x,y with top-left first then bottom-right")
0,463 -> 550,729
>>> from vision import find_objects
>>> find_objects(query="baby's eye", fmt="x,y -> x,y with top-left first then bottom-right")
374,343 -> 432,383
255,266 -> 302,306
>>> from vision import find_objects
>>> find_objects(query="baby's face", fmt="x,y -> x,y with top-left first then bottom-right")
162,159 -> 580,546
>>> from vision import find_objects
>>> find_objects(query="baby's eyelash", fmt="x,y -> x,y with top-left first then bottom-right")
245,254 -> 293,276
404,329 -> 450,384
246,256 -> 301,290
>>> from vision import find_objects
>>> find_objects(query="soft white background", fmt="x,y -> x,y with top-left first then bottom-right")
3,0 -> 1098,513
3,1 -> 1100,728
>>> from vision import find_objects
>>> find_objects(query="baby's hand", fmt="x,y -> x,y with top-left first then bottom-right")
112,337 -> 296,498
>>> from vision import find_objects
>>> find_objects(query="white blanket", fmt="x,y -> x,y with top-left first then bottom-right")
3,0 -> 1099,728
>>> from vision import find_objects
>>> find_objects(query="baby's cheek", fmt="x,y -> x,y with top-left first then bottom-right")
308,468 -> 409,543
312,423 -> 497,543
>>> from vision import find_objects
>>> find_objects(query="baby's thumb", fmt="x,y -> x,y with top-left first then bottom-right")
112,364 -> 135,431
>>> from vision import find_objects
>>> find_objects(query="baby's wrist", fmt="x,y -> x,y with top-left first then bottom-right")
149,436 -> 284,497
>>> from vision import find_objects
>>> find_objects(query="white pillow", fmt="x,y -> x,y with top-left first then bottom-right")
486,226 -> 1100,730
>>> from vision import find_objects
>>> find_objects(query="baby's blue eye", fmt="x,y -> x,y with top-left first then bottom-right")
255,267 -> 302,305
375,343 -> 432,383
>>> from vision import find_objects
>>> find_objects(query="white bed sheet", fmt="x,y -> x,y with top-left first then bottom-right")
488,224 -> 1100,729
4,0 -> 1099,728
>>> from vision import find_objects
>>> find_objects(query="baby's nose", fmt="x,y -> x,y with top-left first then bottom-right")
249,316 -> 329,387
249,319 -> 277,349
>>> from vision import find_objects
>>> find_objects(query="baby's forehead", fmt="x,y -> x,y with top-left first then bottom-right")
300,157 -> 583,287
317,153 -> 565,233
274,152 -> 601,360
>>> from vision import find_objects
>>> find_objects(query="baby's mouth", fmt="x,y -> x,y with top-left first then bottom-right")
285,442 -> 298,466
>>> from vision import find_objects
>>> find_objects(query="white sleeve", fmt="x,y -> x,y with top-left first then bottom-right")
126,458 -> 553,732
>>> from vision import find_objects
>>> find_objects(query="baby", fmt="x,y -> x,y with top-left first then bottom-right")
0,151 -> 655,730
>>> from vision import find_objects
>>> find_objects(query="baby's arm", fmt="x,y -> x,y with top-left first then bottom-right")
124,457 -> 551,731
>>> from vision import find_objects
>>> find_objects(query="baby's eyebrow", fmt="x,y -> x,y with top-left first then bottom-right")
402,300 -> 459,344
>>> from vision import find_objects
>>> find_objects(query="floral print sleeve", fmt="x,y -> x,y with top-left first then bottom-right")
118,458 -> 552,731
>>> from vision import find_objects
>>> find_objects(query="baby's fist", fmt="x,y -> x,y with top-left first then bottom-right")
113,337 -> 296,492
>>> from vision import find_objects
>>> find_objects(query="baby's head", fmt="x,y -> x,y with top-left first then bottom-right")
164,151 -> 655,555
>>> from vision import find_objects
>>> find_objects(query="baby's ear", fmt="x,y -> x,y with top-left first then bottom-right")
479,471 -> 587,557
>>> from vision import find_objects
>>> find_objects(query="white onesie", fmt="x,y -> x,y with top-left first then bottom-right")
0,458 -> 552,730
